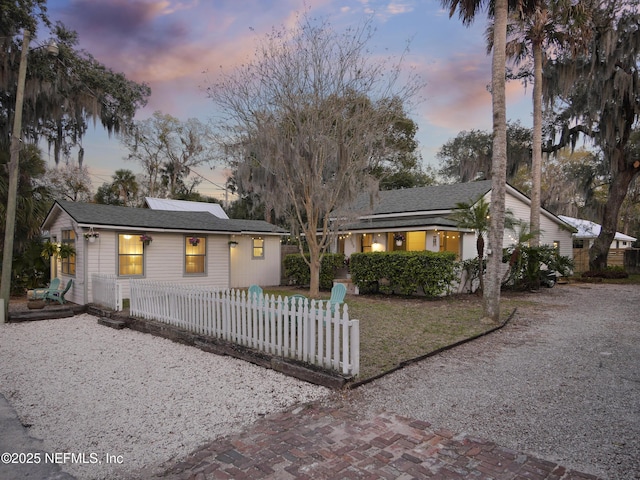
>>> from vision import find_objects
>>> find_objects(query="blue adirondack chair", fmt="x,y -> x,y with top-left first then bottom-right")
328,283 -> 347,305
316,283 -> 347,317
286,294 -> 308,310
44,279 -> 73,304
32,278 -> 61,300
247,284 -> 263,303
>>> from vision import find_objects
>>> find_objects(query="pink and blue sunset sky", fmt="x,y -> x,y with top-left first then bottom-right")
45,0 -> 533,200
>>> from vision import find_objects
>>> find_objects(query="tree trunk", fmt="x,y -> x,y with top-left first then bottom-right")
308,242 -> 321,298
483,0 -> 508,323
305,212 -> 322,298
530,38 -> 543,247
1,30 -> 30,323
590,166 -> 640,270
477,234 -> 485,293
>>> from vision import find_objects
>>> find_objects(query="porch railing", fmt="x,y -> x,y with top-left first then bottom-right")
91,274 -> 123,311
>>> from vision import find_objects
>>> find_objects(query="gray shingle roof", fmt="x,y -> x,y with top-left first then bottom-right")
347,180 -> 493,216
45,201 -> 285,234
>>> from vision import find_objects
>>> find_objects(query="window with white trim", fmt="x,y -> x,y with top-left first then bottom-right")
61,229 -> 76,275
185,236 -> 206,274
118,234 -> 144,276
252,237 -> 264,259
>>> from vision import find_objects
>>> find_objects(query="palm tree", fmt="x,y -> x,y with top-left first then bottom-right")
501,0 -> 592,247
450,198 -> 491,292
441,0 -> 512,322
111,169 -> 140,207
450,197 -> 516,293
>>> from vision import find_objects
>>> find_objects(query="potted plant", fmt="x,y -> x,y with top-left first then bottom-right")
28,299 -> 46,309
140,234 -> 153,245
84,230 -> 99,243
40,241 -> 76,260
394,233 -> 405,246
228,240 -> 238,248
188,237 -> 200,246
57,243 -> 76,259
41,240 -> 59,259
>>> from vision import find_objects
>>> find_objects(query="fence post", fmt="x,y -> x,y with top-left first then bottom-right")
350,318 -> 360,376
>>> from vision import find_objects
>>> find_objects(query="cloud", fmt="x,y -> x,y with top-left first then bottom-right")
418,53 -> 492,130
386,2 -> 414,15
57,0 -> 193,79
349,0 -> 415,20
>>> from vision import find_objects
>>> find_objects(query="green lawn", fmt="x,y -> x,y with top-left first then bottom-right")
265,287 -> 532,381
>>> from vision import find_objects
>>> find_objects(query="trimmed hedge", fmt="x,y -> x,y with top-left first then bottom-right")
582,266 -> 629,279
284,253 -> 345,290
349,251 -> 457,296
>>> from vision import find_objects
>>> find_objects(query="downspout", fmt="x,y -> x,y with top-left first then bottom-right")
84,232 -> 89,306
75,224 -> 88,306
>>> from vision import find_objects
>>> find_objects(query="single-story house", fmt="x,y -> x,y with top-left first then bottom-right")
558,215 -> 637,272
558,215 -> 637,249
334,180 -> 574,260
41,200 -> 286,306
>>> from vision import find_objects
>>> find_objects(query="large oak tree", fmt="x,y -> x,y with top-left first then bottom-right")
544,1 -> 640,270
208,13 -> 419,297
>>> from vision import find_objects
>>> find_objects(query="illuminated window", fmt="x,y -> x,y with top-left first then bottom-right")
252,237 -> 264,259
185,236 -> 206,274
439,231 -> 461,259
61,230 -> 76,275
118,234 -> 144,276
406,231 -> 426,251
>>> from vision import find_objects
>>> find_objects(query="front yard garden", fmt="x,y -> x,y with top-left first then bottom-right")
265,287 -> 532,381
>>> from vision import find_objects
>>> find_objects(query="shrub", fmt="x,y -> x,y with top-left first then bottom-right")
455,258 -> 483,293
582,266 -> 629,279
349,251 -> 457,297
502,245 -> 573,290
284,253 -> 345,289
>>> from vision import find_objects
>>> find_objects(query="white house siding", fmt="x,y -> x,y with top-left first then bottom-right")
230,235 -> 281,288
499,192 -> 573,259
81,232 -> 230,302
46,213 -> 84,305
461,233 -> 476,261
114,233 -> 230,300
84,231 -> 118,304
342,234 -> 358,257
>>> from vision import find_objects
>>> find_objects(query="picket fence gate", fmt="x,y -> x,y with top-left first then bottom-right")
91,274 -> 123,311
129,280 -> 360,376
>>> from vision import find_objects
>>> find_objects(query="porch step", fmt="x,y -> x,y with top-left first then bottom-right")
334,278 -> 359,295
97,317 -> 126,330
9,309 -> 74,323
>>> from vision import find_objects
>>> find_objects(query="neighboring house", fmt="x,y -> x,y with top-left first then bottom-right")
334,181 -> 574,261
558,215 -> 637,250
558,215 -> 637,272
41,201 -> 286,306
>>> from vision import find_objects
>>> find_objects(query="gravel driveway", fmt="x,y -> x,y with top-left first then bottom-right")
0,316 -> 329,479
352,283 -> 640,479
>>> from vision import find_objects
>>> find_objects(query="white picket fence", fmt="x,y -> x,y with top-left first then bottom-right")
91,274 -> 123,311
129,280 -> 360,376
